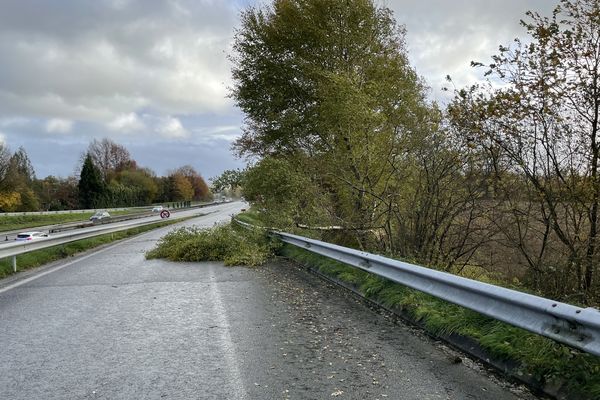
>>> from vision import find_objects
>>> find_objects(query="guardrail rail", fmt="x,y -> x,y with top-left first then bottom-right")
0,204 -> 225,272
233,218 -> 600,357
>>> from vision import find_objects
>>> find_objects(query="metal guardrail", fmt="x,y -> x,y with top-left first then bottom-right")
233,219 -> 600,356
48,210 -> 157,234
0,201 -> 223,217
1,203 -> 230,271
0,207 -> 135,217
0,213 -> 193,273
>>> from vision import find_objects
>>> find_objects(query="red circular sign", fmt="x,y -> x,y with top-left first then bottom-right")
160,210 -> 170,219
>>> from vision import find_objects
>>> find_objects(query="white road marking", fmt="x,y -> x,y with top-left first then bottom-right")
208,264 -> 248,399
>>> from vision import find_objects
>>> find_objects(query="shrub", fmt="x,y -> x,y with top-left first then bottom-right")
146,223 -> 279,266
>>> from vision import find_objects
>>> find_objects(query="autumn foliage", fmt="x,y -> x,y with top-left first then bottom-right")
0,138 -> 212,212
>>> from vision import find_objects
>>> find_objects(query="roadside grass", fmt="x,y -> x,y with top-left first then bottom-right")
281,244 -> 600,399
0,210 -> 140,233
0,218 -> 185,279
146,223 -> 279,267
233,208 -> 265,226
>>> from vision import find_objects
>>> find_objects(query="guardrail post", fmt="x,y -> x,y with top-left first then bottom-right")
12,255 -> 17,273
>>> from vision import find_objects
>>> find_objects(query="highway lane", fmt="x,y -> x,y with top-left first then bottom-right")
0,202 -> 230,243
0,203 -> 537,400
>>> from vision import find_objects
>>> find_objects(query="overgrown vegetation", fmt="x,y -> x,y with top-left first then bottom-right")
281,244 -> 600,399
146,224 -> 279,266
0,218 -> 184,278
233,209 -> 264,227
230,0 -> 600,306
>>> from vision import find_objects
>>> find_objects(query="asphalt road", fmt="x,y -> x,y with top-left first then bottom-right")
0,202 -> 227,242
0,204 -> 538,400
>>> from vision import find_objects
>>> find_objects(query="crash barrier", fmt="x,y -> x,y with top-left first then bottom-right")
233,218 -> 600,357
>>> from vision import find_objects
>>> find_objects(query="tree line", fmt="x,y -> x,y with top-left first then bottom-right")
231,0 -> 600,305
0,138 -> 212,211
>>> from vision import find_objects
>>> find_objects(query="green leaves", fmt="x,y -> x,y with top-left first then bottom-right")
230,0 -> 417,157
78,153 -> 105,209
146,224 -> 279,267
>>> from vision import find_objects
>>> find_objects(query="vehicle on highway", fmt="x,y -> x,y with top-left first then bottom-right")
90,211 -> 110,222
15,231 -> 49,241
152,205 -> 164,212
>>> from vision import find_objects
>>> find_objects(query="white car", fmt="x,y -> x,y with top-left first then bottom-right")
15,231 -> 49,241
90,211 -> 111,222
152,205 -> 164,212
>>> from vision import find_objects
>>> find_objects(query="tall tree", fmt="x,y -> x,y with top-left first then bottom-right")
116,169 -> 159,205
78,153 -> 105,208
169,173 -> 194,201
9,147 -> 36,183
87,138 -> 132,181
175,165 -> 211,201
231,0 -> 426,158
230,0 -> 484,263
2,146 -> 39,211
0,143 -> 19,193
0,142 -> 10,188
0,143 -> 21,212
211,169 -> 244,194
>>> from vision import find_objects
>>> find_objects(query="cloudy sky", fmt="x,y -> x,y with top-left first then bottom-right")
0,0 -> 555,180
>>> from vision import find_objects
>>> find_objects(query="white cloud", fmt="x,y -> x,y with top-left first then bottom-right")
0,0 -> 559,178
388,0 -> 556,102
0,0 -> 237,123
0,132 -> 5,144
45,118 -> 73,133
157,116 -> 189,138
193,125 -> 240,142
0,117 -> 30,128
108,112 -> 144,132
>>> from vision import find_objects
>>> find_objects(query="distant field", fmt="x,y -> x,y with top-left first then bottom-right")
0,210 -> 138,233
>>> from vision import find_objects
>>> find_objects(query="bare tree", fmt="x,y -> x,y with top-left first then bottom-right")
450,0 -> 600,302
87,138 -> 132,180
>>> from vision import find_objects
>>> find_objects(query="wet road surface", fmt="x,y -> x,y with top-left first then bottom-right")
0,204 -> 538,399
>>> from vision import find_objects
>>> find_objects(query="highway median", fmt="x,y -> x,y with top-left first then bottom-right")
0,218 -> 189,279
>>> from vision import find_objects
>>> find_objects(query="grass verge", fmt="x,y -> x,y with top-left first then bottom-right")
233,208 -> 266,227
281,244 -> 600,400
0,218 -> 186,279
